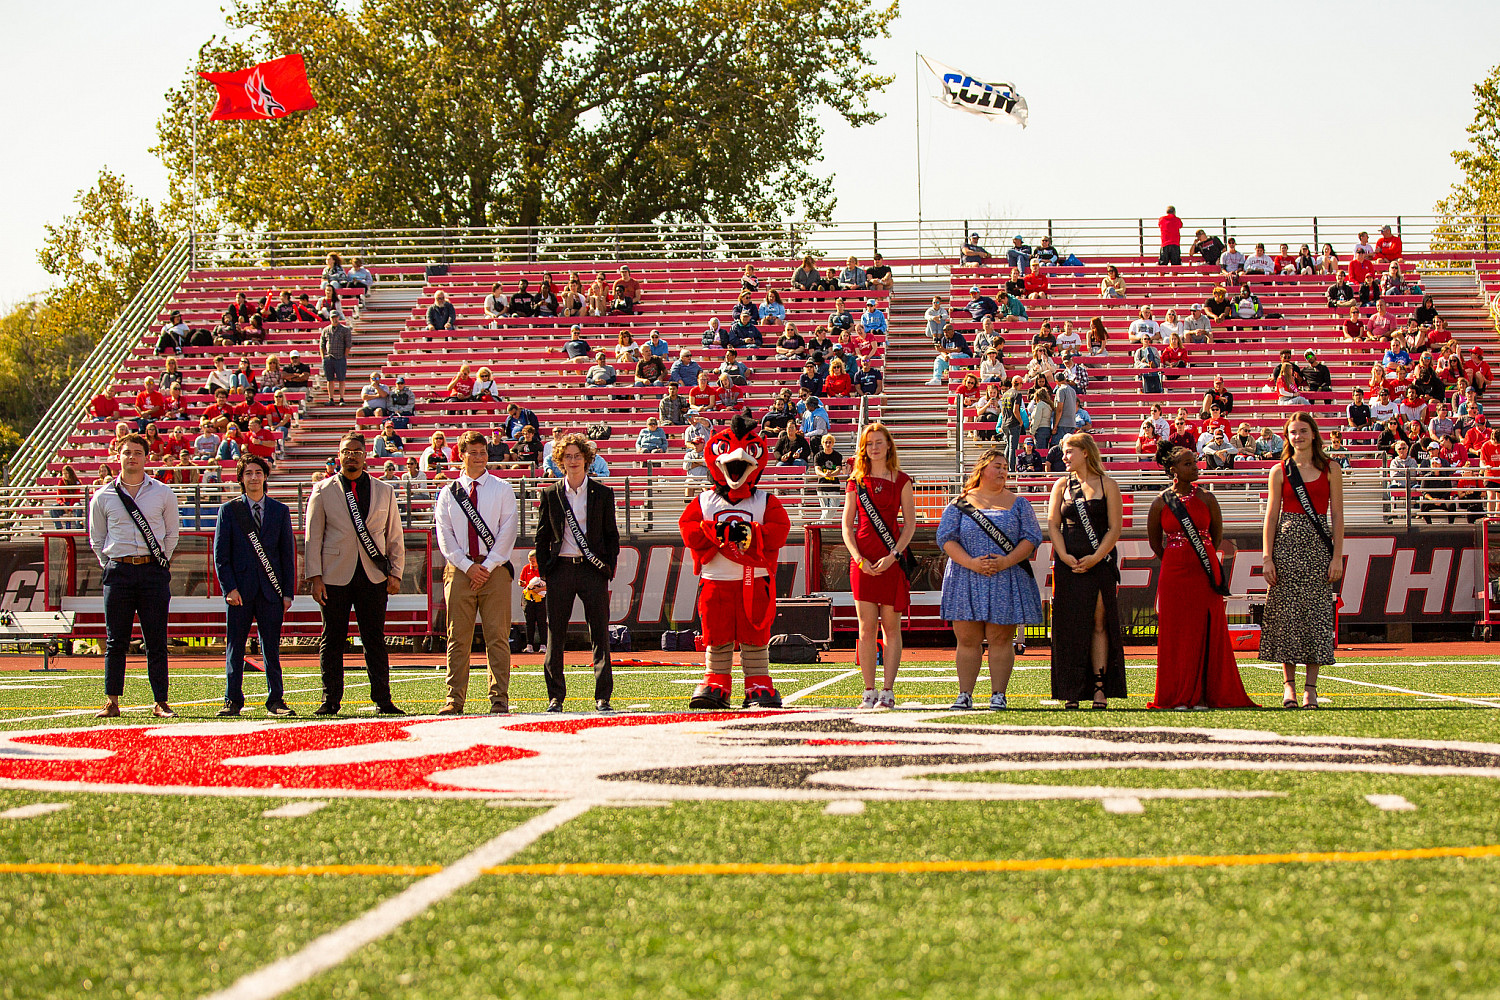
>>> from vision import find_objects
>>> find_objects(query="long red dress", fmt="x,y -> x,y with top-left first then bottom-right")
1150,491 -> 1258,709
847,471 -> 911,610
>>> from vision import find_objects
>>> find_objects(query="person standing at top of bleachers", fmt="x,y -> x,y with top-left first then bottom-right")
426,289 -> 457,331
1006,236 -> 1032,272
1157,207 -> 1183,266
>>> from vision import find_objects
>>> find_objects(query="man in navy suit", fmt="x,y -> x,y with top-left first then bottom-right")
213,456 -> 296,716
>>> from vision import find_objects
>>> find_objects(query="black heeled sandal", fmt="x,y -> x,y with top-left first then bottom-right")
1091,673 -> 1108,710
1282,681 -> 1298,709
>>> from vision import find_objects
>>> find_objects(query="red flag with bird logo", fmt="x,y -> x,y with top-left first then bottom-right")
199,54 -> 317,121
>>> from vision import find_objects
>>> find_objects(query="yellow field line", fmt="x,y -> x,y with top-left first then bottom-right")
0,861 -> 440,877
483,843 -> 1500,877
6,844 -> 1499,879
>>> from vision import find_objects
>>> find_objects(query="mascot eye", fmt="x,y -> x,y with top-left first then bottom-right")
708,440 -> 726,455
745,443 -> 763,459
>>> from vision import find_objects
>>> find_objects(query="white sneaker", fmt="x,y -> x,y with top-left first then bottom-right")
877,689 -> 896,709
950,691 -> 974,711
859,689 -> 879,709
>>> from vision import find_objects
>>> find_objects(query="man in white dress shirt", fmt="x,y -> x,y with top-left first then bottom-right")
87,434 -> 180,718
434,431 -> 520,714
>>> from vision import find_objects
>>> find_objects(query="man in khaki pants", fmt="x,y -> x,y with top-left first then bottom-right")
433,430 -> 519,713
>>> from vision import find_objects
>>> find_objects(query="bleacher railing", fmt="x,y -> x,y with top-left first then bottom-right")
2,236 -> 191,492
8,467 -> 1469,544
188,215 -> 1500,274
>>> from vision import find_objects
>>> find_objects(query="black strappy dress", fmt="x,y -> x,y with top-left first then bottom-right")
1050,475 -> 1128,702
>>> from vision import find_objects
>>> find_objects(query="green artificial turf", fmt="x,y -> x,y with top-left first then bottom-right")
2,654 -> 1500,998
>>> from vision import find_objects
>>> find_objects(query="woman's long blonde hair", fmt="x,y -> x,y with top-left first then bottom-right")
850,422 -> 901,482
1062,432 -> 1105,480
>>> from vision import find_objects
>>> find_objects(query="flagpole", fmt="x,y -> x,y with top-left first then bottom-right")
914,52 -> 924,230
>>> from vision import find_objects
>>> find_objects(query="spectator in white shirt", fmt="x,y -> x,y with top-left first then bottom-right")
1243,243 -> 1273,275
1184,303 -> 1213,343
1219,238 -> 1247,277
1055,321 -> 1082,352
1370,388 -> 1399,423
1158,309 -> 1184,342
1128,305 -> 1161,344
924,296 -> 950,341
482,283 -> 508,327
979,349 -> 1007,383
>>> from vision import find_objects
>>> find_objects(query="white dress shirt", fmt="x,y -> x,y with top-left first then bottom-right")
557,477 -> 589,557
88,475 -> 181,566
433,471 -> 519,573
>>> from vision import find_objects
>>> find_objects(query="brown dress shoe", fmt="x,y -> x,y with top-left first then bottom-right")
489,702 -> 510,714
95,702 -> 121,719
152,703 -> 177,718
435,705 -> 464,716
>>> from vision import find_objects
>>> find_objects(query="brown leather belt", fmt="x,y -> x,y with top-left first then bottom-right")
119,555 -> 154,565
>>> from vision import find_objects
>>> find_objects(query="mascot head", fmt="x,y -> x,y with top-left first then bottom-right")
705,413 -> 770,501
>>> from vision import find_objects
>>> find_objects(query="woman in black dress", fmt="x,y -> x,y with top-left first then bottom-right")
1046,432 -> 1127,709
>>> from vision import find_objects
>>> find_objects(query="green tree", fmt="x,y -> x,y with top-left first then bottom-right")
1435,63 -> 1500,251
153,0 -> 895,242
0,170 -> 177,463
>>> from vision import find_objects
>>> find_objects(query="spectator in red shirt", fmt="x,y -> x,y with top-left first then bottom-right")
203,388 -> 235,432
1272,243 -> 1297,276
1160,333 -> 1188,381
1464,347 -> 1493,394
1349,248 -> 1376,285
244,417 -> 277,460
1136,420 -> 1161,455
1464,414 -> 1492,453
688,371 -> 717,410
822,358 -> 854,397
142,423 -> 169,459
134,377 -> 166,431
88,383 -> 119,422
1156,207 -> 1183,266
1375,225 -> 1403,263
1023,261 -> 1049,300
233,392 -> 269,430
1341,305 -> 1371,342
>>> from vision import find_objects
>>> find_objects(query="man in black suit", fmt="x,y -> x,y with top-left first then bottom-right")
212,456 -> 296,716
533,433 -> 620,712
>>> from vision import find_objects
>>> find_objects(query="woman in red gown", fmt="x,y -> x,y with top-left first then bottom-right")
842,422 -> 916,709
1145,444 -> 1258,710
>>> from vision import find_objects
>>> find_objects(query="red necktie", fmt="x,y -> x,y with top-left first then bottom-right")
468,481 -> 482,561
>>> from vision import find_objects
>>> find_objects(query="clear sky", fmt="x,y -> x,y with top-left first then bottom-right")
3,0 -> 1497,305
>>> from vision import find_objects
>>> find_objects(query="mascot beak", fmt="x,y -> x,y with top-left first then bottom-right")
716,446 -> 757,490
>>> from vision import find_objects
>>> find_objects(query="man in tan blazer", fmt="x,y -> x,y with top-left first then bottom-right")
305,430 -> 405,715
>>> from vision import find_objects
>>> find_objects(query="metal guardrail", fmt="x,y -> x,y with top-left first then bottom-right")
3,237 -> 191,492
188,215 -> 1500,274
10,467 -> 1468,544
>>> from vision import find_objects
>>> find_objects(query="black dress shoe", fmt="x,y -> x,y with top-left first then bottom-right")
374,702 -> 406,716
216,703 -> 243,717
265,702 -> 296,717
596,699 -> 613,713
313,702 -> 340,716
546,699 -> 565,713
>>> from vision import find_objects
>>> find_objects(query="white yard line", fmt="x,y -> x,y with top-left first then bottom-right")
202,798 -> 594,1000
1247,664 -> 1500,709
261,800 -> 328,819
782,668 -> 863,706
0,802 -> 71,819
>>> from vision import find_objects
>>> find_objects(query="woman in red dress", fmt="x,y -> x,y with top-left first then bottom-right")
1145,444 -> 1258,710
842,422 -> 916,710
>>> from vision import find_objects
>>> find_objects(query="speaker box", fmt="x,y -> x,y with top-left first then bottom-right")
773,596 -> 833,647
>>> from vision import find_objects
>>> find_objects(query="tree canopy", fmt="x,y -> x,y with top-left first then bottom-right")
1435,63 -> 1500,250
154,0 -> 896,236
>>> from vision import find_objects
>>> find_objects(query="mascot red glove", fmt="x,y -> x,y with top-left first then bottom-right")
679,414 -> 791,709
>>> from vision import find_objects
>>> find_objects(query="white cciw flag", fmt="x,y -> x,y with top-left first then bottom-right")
919,55 -> 1028,128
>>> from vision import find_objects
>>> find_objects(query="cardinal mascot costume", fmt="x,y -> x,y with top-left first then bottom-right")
680,414 -> 792,709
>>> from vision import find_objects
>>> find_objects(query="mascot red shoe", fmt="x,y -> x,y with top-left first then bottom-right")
680,414 -> 791,709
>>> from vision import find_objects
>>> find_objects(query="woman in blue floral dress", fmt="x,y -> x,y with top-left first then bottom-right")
938,448 -> 1045,710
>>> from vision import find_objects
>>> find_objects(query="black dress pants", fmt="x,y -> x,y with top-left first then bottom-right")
319,571 -> 393,706
542,558 -> 613,702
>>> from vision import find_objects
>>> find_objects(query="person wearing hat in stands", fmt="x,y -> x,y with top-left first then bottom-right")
1303,351 -> 1333,394
965,286 -> 998,322
1015,435 -> 1046,472
386,375 -> 415,427
1184,303 -> 1213,343
280,350 -> 310,390
1376,224 -> 1403,263
960,232 -> 991,265
1464,346 -> 1493,394
1006,236 -> 1032,272
860,298 -> 887,337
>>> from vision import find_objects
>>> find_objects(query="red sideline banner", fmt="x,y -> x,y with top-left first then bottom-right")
12,526 -> 1489,635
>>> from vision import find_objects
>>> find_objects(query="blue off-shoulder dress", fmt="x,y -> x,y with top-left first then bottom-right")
937,498 -> 1046,625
